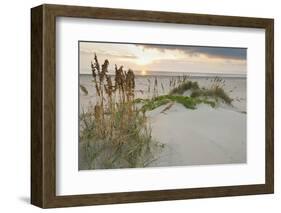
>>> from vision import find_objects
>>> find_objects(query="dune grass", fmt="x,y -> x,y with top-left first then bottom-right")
80,107 -> 164,169
169,80 -> 199,95
190,86 -> 232,104
135,95 -> 216,112
79,54 -> 164,170
133,76 -> 231,113
168,77 -> 233,105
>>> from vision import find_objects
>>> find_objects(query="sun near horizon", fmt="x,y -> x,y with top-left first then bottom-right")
141,69 -> 147,75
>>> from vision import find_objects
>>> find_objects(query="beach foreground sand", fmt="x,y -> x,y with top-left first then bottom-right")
79,74 -> 247,169
148,103 -> 246,167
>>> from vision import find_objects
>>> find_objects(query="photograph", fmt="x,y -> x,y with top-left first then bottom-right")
30,4 -> 274,208
78,41 -> 247,170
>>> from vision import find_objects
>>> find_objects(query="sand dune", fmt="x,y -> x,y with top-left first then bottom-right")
148,103 -> 247,167
80,74 -> 247,168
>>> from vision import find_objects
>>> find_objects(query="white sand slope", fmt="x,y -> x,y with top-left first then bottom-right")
80,74 -> 247,168
148,103 -> 247,167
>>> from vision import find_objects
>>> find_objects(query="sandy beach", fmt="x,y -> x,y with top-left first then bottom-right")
80,73 -> 247,167
148,103 -> 246,167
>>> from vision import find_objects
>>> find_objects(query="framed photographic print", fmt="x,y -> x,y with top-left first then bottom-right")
31,4 -> 274,208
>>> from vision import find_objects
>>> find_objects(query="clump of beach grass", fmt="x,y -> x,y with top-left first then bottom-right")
169,80 -> 199,95
190,86 -> 232,104
168,76 -> 233,105
135,95 -> 216,112
190,77 -> 233,104
79,54 -> 164,170
133,76 -> 232,115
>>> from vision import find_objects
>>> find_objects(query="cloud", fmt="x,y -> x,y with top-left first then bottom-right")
80,48 -> 137,59
135,44 -> 247,60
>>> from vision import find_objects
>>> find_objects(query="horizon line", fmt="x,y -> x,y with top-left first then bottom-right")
80,70 -> 247,76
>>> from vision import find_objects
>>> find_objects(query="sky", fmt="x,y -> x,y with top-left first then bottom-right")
79,42 -> 247,75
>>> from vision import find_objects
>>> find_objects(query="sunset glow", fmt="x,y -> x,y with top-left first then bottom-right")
141,69 -> 147,75
79,42 -> 247,75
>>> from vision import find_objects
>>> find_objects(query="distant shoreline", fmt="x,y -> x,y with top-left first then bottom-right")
80,72 -> 247,78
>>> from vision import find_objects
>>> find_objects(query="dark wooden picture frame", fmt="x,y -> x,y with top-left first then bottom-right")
31,4 -> 274,208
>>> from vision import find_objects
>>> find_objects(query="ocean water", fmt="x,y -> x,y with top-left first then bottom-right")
79,72 -> 247,113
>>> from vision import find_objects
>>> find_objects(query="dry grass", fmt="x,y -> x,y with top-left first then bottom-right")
79,54 -> 164,170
